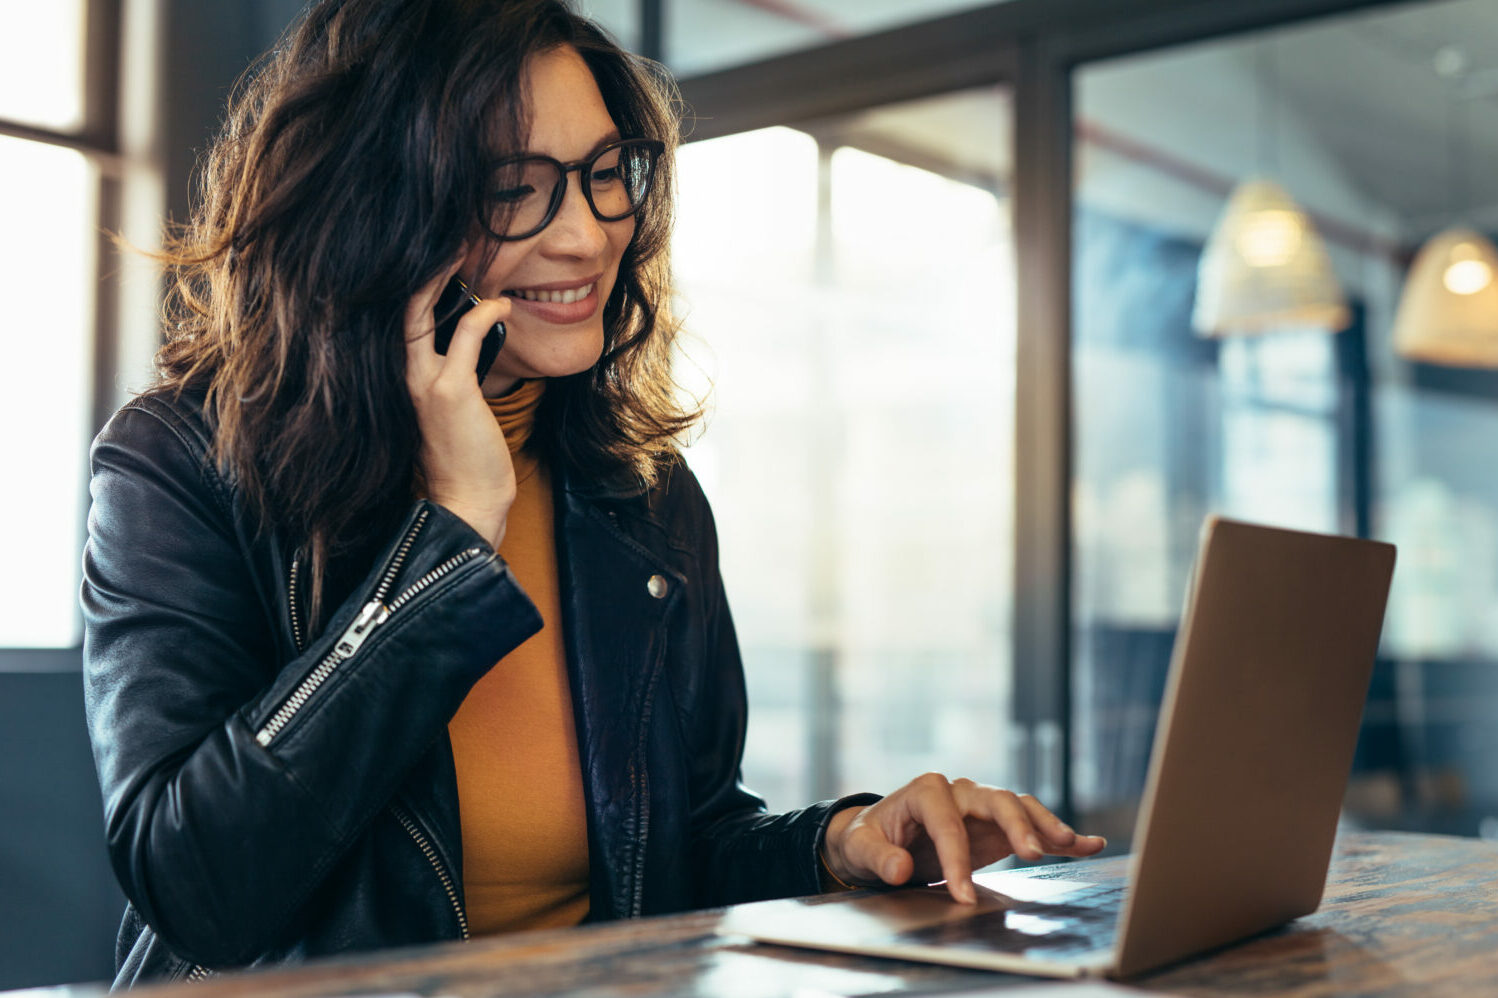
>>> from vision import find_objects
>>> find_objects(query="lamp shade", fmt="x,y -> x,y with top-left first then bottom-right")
1392,227 -> 1498,368
1192,178 -> 1350,337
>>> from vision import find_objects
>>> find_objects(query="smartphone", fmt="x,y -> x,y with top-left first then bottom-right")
433,277 -> 506,384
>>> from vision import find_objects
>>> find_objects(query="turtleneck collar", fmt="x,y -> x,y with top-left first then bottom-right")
485,379 -> 545,456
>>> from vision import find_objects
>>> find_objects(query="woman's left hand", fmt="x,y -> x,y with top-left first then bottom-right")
820,774 -> 1107,903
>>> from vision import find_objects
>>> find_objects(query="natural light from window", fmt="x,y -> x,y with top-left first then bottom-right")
673,119 -> 1016,811
0,137 -> 95,646
0,0 -> 87,131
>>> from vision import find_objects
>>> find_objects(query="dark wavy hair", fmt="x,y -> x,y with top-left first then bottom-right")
150,0 -> 694,618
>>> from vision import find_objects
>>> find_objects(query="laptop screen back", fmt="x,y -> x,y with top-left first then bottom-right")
1113,517 -> 1395,978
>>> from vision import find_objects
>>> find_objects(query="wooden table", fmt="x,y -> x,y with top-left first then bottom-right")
38,831 -> 1498,998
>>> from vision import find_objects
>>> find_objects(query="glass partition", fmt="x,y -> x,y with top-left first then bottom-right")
1072,0 -> 1498,844
673,86 -> 1015,809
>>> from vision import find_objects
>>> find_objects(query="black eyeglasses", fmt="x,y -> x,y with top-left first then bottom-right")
482,138 -> 665,241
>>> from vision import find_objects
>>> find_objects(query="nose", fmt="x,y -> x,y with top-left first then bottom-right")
541,175 -> 611,258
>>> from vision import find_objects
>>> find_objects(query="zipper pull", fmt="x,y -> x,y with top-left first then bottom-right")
334,599 -> 390,659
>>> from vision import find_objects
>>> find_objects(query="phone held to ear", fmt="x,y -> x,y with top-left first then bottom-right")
433,277 -> 506,384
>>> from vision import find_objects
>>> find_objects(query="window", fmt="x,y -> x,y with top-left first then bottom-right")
0,139 -> 97,647
672,88 -> 1016,809
0,0 -> 113,649
1071,0 -> 1498,844
0,0 -> 88,130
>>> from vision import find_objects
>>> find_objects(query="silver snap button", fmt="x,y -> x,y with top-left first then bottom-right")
647,574 -> 668,599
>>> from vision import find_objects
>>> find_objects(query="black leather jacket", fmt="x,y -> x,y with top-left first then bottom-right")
82,390 -> 875,988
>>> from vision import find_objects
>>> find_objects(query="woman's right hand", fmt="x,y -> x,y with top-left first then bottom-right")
404,258 -> 516,549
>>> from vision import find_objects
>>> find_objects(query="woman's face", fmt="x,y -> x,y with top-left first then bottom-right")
464,45 -> 636,395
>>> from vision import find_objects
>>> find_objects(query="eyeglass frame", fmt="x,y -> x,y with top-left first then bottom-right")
482,137 -> 666,242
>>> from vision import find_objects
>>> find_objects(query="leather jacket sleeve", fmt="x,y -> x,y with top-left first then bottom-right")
81,397 -> 542,967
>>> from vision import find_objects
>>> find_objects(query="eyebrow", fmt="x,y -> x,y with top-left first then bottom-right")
514,129 -> 624,164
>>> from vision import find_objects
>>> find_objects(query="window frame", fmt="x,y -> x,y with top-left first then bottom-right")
676,0 -> 1411,819
0,0 -> 123,666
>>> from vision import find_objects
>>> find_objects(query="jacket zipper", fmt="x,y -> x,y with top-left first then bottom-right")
254,598 -> 391,746
631,768 -> 649,918
384,548 -> 479,613
255,546 -> 478,746
629,697 -> 659,918
391,803 -> 469,940
372,507 -> 431,603
263,507 -> 473,945
258,509 -> 485,747
288,555 -> 305,653
285,503 -> 429,655
627,641 -> 672,918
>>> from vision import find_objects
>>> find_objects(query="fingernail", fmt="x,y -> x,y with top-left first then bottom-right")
961,882 -> 977,904
1028,836 -> 1042,854
883,860 -> 901,883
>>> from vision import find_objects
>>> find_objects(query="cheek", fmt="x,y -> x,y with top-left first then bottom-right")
601,224 -> 636,300
464,244 -> 527,295
460,243 -> 487,281
610,219 -> 637,268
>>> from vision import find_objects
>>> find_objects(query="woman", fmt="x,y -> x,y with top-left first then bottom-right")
82,0 -> 1103,987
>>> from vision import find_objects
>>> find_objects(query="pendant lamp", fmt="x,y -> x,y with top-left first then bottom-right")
1392,227 -> 1498,367
1192,178 -> 1351,337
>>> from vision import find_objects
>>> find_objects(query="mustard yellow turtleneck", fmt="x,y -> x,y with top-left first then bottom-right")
447,379 -> 590,935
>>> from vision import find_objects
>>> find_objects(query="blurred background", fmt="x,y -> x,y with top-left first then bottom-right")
5,0 -> 1498,987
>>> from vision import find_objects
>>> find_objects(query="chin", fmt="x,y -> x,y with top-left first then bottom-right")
505,325 -> 607,380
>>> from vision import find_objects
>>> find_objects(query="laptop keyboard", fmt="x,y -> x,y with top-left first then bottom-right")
889,882 -> 1124,960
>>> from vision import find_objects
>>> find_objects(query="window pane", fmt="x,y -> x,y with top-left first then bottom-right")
0,137 -> 95,646
674,90 -> 1015,811
1073,27 -> 1354,844
0,0 -> 87,131
1074,0 -> 1498,844
577,0 -> 639,55
1380,389 -> 1498,661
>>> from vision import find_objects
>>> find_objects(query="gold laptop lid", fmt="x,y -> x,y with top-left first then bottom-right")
1114,517 -> 1395,978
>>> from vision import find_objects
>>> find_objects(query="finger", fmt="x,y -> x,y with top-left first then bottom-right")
906,775 -> 976,903
977,788 -> 1047,863
1015,793 -> 1078,849
845,822 -> 914,888
1010,796 -> 1108,856
1065,834 -> 1109,857
405,258 -> 464,343
404,262 -> 465,383
435,297 -> 510,385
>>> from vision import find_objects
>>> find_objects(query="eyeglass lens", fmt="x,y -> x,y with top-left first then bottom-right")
488,140 -> 659,240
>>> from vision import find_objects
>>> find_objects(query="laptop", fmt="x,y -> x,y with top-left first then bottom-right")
719,516 -> 1396,980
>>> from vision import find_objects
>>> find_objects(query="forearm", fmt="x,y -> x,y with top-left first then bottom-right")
97,532 -> 538,962
689,792 -> 883,907
85,414 -> 541,964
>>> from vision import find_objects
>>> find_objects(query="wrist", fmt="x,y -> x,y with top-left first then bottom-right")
820,804 -> 867,887
431,498 -> 506,549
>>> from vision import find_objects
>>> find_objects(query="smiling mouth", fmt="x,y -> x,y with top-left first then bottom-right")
506,282 -> 596,304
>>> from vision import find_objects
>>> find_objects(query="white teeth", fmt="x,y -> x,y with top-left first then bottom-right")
514,283 -> 594,304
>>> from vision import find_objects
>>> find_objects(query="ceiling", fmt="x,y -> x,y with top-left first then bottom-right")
582,0 -> 1002,76
688,0 -> 1498,251
1269,0 -> 1498,234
